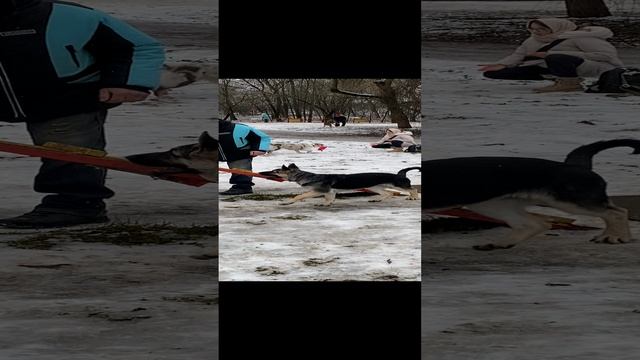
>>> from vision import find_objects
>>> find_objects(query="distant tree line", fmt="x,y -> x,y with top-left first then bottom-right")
220,79 -> 421,128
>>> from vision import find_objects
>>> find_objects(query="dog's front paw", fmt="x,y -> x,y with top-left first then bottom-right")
590,234 -> 630,244
473,243 -> 515,251
407,196 -> 419,200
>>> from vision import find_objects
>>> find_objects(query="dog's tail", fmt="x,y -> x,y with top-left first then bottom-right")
397,167 -> 421,177
564,139 -> 640,170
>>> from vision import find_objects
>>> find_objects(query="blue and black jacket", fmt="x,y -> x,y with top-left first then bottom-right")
219,120 -> 271,162
0,0 -> 165,123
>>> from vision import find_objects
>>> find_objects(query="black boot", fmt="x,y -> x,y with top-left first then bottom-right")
220,186 -> 253,195
0,200 -> 109,229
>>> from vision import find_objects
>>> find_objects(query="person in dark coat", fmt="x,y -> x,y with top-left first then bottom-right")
0,0 -> 165,228
218,119 -> 271,195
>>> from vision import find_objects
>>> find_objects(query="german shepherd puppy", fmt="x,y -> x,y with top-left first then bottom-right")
266,164 -> 421,205
126,131 -> 218,182
423,139 -> 640,250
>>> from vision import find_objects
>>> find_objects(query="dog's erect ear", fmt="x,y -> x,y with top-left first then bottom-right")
281,165 -> 288,170
288,163 -> 299,169
198,131 -> 218,150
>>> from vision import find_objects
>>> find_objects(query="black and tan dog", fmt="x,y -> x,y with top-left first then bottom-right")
264,164 -> 420,206
126,131 -> 218,182
423,139 -> 640,250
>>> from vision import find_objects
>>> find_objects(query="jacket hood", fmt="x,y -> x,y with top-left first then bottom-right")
219,119 -> 234,132
527,18 -> 577,42
559,26 -> 614,40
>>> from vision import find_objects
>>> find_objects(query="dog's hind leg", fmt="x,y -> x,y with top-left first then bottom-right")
592,204 -> 632,244
585,205 -> 632,244
407,187 -> 420,200
368,190 -> 395,202
364,186 -> 399,202
549,201 -> 631,244
467,198 -> 552,250
369,186 -> 420,201
281,190 -> 324,205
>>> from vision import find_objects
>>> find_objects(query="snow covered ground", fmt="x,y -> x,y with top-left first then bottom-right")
219,122 -> 422,281
0,1 -> 218,359
422,41 -> 640,360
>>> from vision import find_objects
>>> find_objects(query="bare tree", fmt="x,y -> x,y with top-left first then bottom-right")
565,0 -> 611,17
221,78 -> 420,127
241,79 -> 288,120
330,79 -> 415,129
220,79 -> 249,118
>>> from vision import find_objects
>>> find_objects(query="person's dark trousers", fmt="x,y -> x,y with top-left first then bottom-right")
544,54 -> 584,77
26,110 -> 114,214
484,54 -> 585,80
227,157 -> 254,189
390,140 -> 403,147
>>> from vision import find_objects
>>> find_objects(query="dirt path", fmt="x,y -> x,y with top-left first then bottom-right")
245,122 -> 422,142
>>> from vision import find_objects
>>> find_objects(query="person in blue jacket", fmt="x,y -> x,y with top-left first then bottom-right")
219,119 -> 271,195
0,0 -> 165,228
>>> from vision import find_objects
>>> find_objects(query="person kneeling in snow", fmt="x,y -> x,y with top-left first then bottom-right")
371,128 -> 417,152
219,119 -> 271,195
479,18 -> 623,93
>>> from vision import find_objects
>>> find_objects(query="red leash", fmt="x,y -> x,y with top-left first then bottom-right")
0,139 -> 210,187
219,167 -> 285,182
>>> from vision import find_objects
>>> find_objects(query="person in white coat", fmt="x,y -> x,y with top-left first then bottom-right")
371,128 -> 417,151
479,18 -> 623,93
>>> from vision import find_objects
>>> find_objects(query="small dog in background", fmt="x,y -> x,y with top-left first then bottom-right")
264,163 -> 420,206
126,131 -> 218,182
268,142 -> 327,154
321,115 -> 347,127
155,63 -> 216,95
